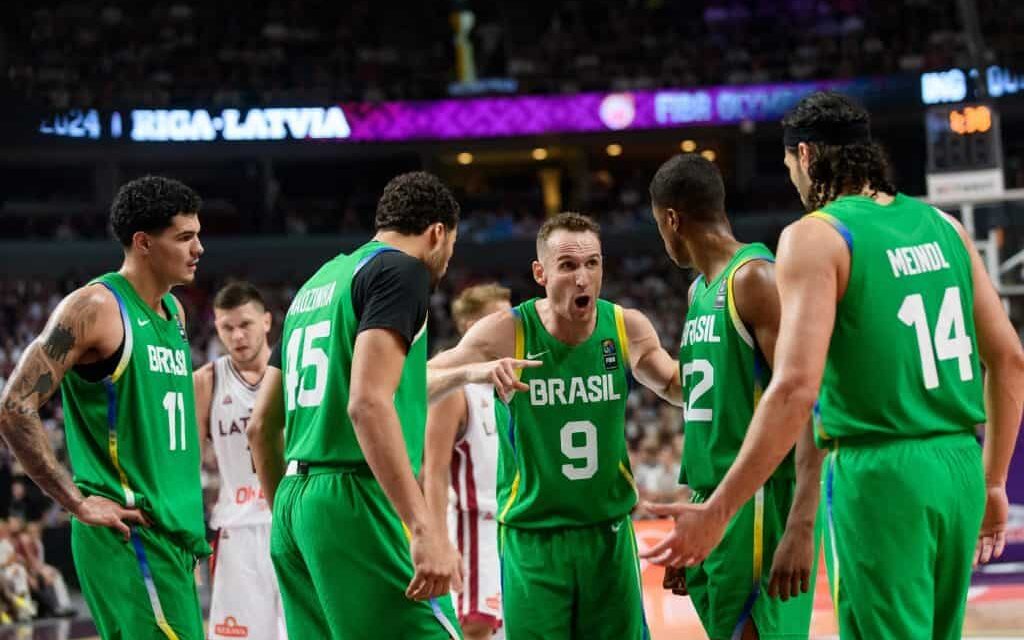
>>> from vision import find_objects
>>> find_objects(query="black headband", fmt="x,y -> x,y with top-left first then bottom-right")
783,121 -> 871,147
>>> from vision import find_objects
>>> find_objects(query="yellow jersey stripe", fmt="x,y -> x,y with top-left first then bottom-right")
498,471 -> 521,522
752,486 -> 765,583
513,310 -> 525,380
726,257 -> 757,349
613,304 -> 630,366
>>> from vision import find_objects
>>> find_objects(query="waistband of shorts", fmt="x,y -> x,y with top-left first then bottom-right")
284,460 -> 374,476
824,429 -> 978,451
688,473 -> 791,501
497,513 -> 630,534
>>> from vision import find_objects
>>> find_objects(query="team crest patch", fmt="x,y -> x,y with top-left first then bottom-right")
714,280 -> 727,309
174,316 -> 188,342
602,339 -> 619,371
213,616 -> 248,637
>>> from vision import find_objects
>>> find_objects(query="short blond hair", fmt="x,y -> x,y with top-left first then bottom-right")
536,212 -> 601,257
451,283 -> 511,330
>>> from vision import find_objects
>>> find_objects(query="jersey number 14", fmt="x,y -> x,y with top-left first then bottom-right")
898,286 -> 974,390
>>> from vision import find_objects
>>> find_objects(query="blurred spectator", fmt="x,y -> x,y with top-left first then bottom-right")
6,1 -> 1021,109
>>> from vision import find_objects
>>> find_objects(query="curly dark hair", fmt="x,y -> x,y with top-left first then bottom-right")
782,92 -> 896,211
649,154 -> 726,223
109,176 -> 201,246
374,172 -> 460,234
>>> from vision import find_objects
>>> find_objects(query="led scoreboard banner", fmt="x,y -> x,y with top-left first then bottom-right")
925,102 -> 1005,201
23,76 -> 908,145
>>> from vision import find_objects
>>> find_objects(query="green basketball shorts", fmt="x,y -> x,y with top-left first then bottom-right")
686,478 -> 818,640
270,462 -> 461,639
821,432 -> 984,639
72,521 -> 203,640
498,514 -> 649,639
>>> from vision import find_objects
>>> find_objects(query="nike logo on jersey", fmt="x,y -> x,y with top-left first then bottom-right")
526,350 -> 549,359
137,318 -> 150,327
611,521 -> 622,532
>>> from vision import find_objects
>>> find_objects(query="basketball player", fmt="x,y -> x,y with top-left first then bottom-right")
429,212 -> 683,639
193,282 -> 286,640
246,172 -> 538,639
423,284 -> 513,640
642,92 -> 1024,639
647,154 -> 821,640
0,176 -> 209,639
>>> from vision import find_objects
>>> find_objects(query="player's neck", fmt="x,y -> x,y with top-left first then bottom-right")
535,299 -> 597,346
685,226 -> 744,283
230,346 -> 270,382
118,260 -> 173,315
373,231 -> 427,263
857,184 -> 895,205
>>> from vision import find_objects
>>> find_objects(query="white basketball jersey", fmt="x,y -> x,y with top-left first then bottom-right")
450,383 -> 499,516
209,356 -> 271,529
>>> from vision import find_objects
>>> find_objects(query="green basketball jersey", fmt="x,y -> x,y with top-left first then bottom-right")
810,194 -> 985,445
497,298 -> 636,529
678,243 -> 794,491
280,241 -> 429,471
61,273 -> 208,556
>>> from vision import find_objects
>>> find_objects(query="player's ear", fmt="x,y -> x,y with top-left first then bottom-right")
262,311 -> 272,331
532,260 -> 546,286
422,222 -> 441,251
797,142 -> 812,170
666,208 -> 682,233
132,231 -> 151,255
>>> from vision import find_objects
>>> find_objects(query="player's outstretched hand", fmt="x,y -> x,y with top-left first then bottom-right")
72,495 -> 151,540
406,528 -> 463,602
465,358 -> 542,400
767,524 -> 814,600
639,500 -> 727,568
975,484 -> 1009,567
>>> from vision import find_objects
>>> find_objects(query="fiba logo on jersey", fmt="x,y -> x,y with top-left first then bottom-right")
601,339 -> 619,371
213,616 -> 249,637
714,280 -> 727,309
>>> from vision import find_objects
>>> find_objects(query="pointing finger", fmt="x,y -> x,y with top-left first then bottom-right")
510,359 -> 543,369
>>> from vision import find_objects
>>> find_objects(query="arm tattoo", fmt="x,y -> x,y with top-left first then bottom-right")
0,291 -> 101,511
20,372 -> 54,401
42,325 -> 75,364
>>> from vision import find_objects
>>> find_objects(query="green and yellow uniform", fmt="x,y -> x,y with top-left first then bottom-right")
271,241 -> 460,639
498,298 -> 647,639
811,195 -> 985,639
63,273 -> 208,640
678,243 -> 816,640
